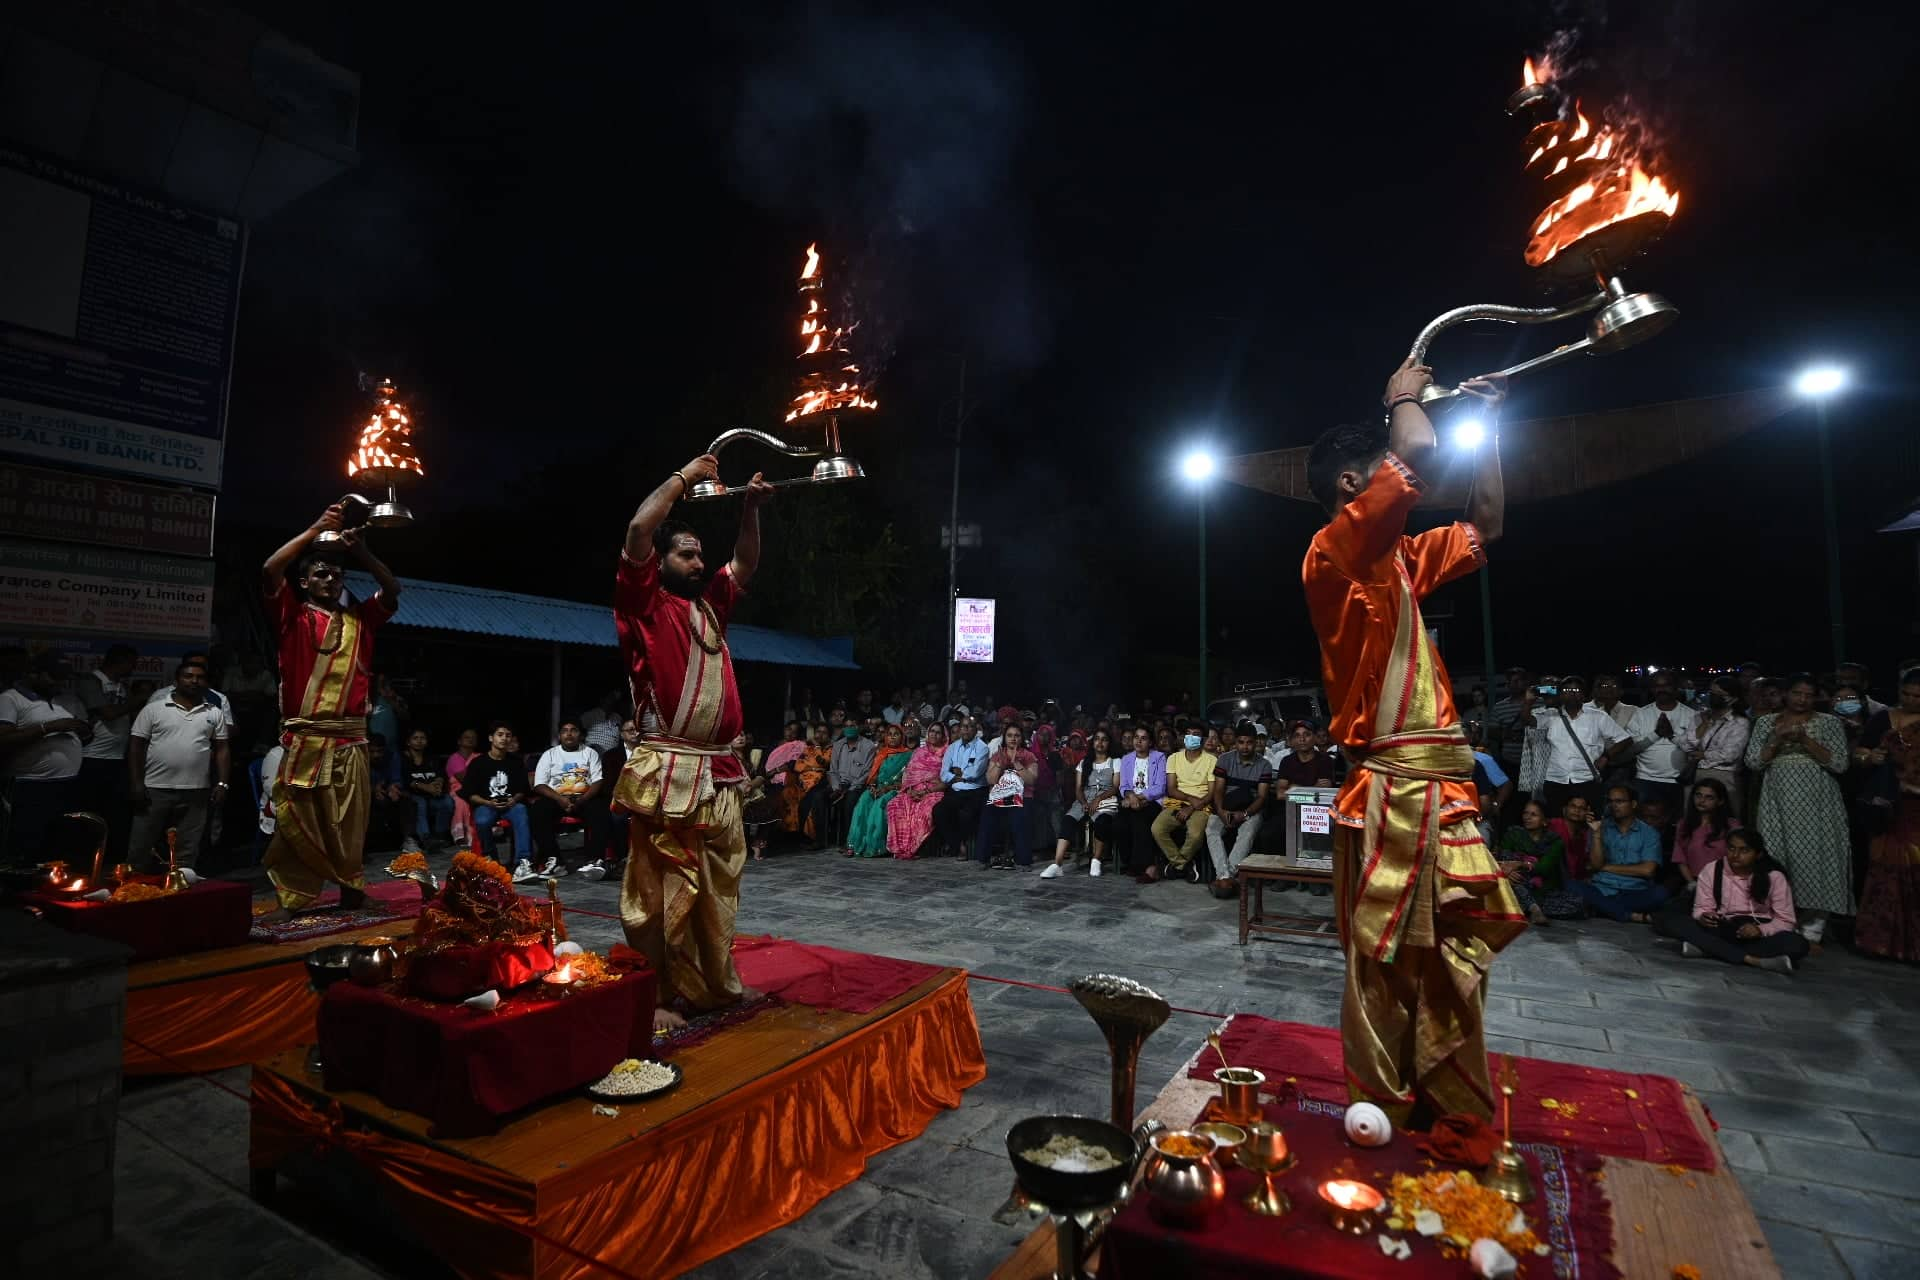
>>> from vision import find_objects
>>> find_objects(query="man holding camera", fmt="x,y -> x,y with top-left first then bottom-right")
1525,676 -> 1632,817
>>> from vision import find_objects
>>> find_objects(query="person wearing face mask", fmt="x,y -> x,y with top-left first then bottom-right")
1853,669 -> 1920,962
1684,678 -> 1751,816
1143,728 -> 1217,882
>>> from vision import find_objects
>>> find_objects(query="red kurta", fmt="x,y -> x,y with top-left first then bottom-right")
613,551 -> 745,785
268,581 -> 394,735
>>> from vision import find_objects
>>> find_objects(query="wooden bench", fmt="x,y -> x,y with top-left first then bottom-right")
1236,853 -> 1338,945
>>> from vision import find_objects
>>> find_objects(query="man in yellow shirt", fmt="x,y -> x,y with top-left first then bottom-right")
1143,729 -> 1217,883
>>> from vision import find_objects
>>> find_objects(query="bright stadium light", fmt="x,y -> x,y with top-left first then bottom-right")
1794,365 -> 1847,399
1453,418 -> 1487,450
1180,447 -> 1218,484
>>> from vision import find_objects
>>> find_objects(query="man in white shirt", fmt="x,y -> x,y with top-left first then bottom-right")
1625,671 -> 1699,816
0,651 -> 93,863
1591,673 -> 1640,790
528,718 -> 606,880
127,656 -> 230,869
1527,675 -> 1631,815
148,649 -> 235,732
74,643 -> 139,859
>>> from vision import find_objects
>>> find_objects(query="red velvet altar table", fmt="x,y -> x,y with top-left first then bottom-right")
991,1029 -> 1782,1280
28,877 -> 251,961
317,969 -> 658,1137
249,942 -> 987,1280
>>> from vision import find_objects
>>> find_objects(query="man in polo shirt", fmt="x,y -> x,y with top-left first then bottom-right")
0,651 -> 93,864
126,656 -> 230,869
74,643 -> 139,859
1206,722 -> 1275,897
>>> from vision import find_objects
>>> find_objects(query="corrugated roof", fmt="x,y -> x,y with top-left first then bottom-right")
344,573 -> 858,670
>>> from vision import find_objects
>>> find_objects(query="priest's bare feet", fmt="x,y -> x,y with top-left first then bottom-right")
653,1006 -> 689,1034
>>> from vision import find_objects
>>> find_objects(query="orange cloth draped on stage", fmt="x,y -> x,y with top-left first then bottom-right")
249,970 -> 987,1280
126,967 -> 315,1075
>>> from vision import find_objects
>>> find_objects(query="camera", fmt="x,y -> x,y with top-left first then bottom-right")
1534,684 -> 1558,696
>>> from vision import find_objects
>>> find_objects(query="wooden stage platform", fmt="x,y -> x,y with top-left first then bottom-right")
248,964 -> 987,1280
990,1068 -> 1783,1280
125,920 -> 402,1075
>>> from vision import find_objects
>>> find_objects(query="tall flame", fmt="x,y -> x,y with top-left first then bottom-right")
1517,72 -> 1681,270
346,379 -> 426,484
801,242 -> 820,281
785,243 -> 878,422
1523,57 -> 1538,87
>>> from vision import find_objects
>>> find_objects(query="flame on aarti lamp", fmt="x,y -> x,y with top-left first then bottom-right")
346,379 -> 426,485
784,242 -> 879,422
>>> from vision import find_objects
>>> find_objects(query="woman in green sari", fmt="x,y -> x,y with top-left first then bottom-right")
847,723 -> 911,857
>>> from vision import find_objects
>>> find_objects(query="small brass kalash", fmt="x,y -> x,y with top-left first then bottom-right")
999,975 -> 1172,1280
1407,57 -> 1679,416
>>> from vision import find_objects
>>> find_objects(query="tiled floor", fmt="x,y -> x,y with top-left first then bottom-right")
87,848 -> 1920,1278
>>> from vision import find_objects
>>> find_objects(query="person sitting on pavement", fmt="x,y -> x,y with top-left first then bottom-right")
1495,799 -> 1565,925
1572,785 -> 1670,922
1655,827 -> 1807,973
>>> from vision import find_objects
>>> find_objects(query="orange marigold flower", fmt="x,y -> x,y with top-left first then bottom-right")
1672,1265 -> 1702,1280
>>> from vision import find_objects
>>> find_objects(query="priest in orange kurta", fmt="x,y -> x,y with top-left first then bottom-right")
1302,359 -> 1524,1124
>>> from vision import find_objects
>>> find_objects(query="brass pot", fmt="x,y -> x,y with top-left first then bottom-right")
1140,1131 -> 1227,1228
348,937 -> 400,986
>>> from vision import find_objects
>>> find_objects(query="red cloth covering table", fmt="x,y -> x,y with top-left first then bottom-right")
27,877 -> 252,961
317,968 -> 658,1137
1102,1095 -> 1617,1280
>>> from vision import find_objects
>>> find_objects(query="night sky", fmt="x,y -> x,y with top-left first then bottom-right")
223,1 -> 1920,707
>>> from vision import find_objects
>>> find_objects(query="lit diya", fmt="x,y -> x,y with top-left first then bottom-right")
1319,1178 -> 1384,1234
541,961 -> 576,990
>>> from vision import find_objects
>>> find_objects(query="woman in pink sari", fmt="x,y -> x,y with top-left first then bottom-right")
886,722 -> 948,858
445,727 -> 481,846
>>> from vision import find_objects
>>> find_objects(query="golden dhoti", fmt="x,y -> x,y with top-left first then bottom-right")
1336,729 -> 1524,1124
264,719 -> 370,910
614,737 -> 747,1010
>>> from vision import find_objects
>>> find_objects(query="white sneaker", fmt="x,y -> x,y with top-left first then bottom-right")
1680,942 -> 1702,958
1089,859 -> 1102,878
1753,954 -> 1795,974
401,836 -> 423,854
511,859 -> 537,883
1039,863 -> 1063,879
578,861 -> 606,882
539,857 -> 568,877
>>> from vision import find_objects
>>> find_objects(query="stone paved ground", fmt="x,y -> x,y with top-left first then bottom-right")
88,848 -> 1920,1279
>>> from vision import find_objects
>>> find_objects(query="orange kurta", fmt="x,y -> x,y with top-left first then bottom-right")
1303,452 -> 1524,1121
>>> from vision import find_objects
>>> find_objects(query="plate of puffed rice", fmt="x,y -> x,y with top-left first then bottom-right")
586,1057 -> 683,1102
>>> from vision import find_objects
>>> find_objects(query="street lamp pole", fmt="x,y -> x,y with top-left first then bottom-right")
1198,484 -> 1208,717
1815,398 -> 1846,669
945,358 -> 967,699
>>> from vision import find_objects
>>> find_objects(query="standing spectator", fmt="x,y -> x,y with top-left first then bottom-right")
886,722 -> 948,858
1746,674 -> 1853,945
930,716 -> 990,857
1684,678 -> 1751,815
581,691 -> 626,753
74,643 -> 138,860
530,719 -> 606,878
401,728 -> 453,853
1496,800 -> 1568,923
463,723 -> 533,868
1206,722 -> 1275,897
367,674 -> 403,757
1856,670 -> 1920,962
1112,727 -> 1167,874
976,723 -> 1038,869
1144,727 -> 1215,883
1571,786 -> 1669,922
853,688 -> 877,721
1489,668 -> 1534,788
1836,661 -> 1888,719
1529,677 -> 1631,815
823,724 -> 877,848
916,683 -> 941,724
1661,829 -> 1808,972
1592,674 -> 1638,730
0,652 -> 91,864
1044,728 -> 1118,878
446,728 -> 482,849
126,656 -> 230,869
602,718 -> 640,865
786,686 -> 824,727
1626,671 -> 1699,815
365,733 -> 408,855
882,688 -> 911,726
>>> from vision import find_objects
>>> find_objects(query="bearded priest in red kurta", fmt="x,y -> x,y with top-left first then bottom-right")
1302,359 -> 1524,1125
613,453 -> 775,1034
258,504 -> 402,912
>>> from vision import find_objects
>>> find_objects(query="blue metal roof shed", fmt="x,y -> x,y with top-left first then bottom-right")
345,572 -> 857,727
